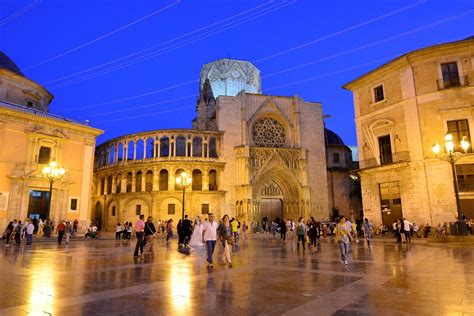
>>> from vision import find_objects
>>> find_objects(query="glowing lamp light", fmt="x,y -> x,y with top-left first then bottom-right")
432,143 -> 440,155
444,133 -> 454,153
461,136 -> 470,152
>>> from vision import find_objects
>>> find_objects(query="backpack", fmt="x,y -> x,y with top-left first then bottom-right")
297,224 -> 305,235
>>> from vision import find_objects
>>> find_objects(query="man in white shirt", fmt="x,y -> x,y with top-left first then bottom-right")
202,213 -> 218,268
403,218 -> 413,243
26,219 -> 35,245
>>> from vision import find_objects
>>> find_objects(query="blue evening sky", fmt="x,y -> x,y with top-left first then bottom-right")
2,0 -> 473,145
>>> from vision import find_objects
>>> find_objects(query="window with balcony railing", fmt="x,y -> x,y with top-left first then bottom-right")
438,62 -> 468,89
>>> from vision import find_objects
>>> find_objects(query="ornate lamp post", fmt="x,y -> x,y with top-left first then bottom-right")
432,133 -> 470,235
175,172 -> 192,221
41,160 -> 66,220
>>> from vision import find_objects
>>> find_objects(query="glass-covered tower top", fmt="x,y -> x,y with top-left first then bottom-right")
200,58 -> 261,97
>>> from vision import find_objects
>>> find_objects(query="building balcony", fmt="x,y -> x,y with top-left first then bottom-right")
437,75 -> 468,90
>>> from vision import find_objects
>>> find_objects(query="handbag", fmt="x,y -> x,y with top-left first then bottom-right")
226,236 -> 234,245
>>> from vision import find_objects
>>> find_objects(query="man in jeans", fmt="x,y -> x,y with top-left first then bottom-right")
26,219 -> 35,245
202,213 -> 218,268
134,215 -> 145,257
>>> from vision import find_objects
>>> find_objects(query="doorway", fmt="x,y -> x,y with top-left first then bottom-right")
94,202 -> 103,230
379,181 -> 403,228
28,190 -> 49,220
260,199 -> 282,222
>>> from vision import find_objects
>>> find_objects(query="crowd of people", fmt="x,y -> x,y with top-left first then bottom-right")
2,218 -> 80,245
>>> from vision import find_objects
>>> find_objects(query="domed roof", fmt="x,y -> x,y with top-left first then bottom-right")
0,51 -> 24,76
324,128 -> 345,146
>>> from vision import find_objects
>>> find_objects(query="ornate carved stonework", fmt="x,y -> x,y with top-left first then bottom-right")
251,118 -> 286,148
261,182 -> 282,196
249,148 -> 300,170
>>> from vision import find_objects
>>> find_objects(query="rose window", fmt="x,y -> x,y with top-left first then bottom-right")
252,118 -> 286,148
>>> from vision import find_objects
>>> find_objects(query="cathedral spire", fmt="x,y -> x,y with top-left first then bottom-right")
199,78 -> 214,103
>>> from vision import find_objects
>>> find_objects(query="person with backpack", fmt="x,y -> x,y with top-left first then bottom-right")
296,217 -> 306,250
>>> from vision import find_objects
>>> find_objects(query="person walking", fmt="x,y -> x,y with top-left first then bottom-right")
73,219 -> 78,237
308,217 -> 318,249
363,218 -> 372,246
218,215 -> 233,267
14,220 -> 22,245
182,215 -> 193,247
202,213 -> 218,268
166,219 -> 174,242
296,217 -> 306,250
56,221 -> 66,245
280,218 -> 287,241
65,221 -> 73,244
133,215 -> 145,257
141,216 -> 157,259
26,219 -> 35,245
115,223 -> 122,240
230,218 -> 239,246
334,216 -> 351,265
403,218 -> 413,243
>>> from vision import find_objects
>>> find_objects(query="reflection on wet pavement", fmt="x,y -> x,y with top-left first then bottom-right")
0,236 -> 473,315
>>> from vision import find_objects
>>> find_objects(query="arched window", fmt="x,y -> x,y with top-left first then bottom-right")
209,169 -> 217,191
115,174 -> 122,193
209,137 -> 218,158
127,140 -> 134,160
117,143 -> 124,161
252,118 -> 286,148
159,169 -> 169,191
146,170 -> 153,192
136,171 -> 142,192
146,138 -> 154,159
192,169 -> 202,191
136,139 -> 144,160
176,136 -> 186,157
160,137 -> 169,157
107,175 -> 112,194
175,169 -> 185,190
126,172 -> 132,193
109,144 -> 115,164
192,137 -> 202,157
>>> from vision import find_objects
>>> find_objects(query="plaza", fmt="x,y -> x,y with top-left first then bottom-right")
1,235 -> 473,315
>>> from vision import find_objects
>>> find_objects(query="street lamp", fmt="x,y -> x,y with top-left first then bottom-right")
41,160 -> 66,220
432,133 -> 470,235
175,172 -> 192,221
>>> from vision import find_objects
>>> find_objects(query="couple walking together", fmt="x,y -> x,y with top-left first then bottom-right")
201,213 -> 233,268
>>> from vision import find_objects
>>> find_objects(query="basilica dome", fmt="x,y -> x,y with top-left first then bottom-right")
0,51 -> 24,76
324,128 -> 345,146
0,51 -> 53,112
200,58 -> 261,97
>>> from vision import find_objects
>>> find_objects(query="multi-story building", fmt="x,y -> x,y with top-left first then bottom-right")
343,36 -> 474,227
0,52 -> 102,230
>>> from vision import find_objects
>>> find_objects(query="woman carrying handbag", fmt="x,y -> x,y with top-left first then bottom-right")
141,216 -> 157,259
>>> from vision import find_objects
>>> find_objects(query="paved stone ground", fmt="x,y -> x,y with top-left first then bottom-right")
0,235 -> 473,315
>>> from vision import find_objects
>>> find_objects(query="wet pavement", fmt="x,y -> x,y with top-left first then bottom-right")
0,235 -> 473,315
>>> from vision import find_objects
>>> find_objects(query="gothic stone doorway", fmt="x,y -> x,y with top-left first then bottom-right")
94,202 -> 103,230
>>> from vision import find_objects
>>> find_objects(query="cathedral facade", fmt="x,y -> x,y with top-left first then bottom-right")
93,59 -> 357,230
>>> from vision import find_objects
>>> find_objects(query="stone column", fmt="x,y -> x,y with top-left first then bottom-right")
121,177 -> 126,193
112,176 -> 116,194
132,173 -> 136,193
133,141 -> 137,160
202,168 -> 209,190
169,168 -> 175,191
141,173 -> 146,192
114,144 -> 118,163
152,169 -> 159,191
143,139 -> 146,160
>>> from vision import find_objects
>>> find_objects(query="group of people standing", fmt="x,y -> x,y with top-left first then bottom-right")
3,218 -> 79,246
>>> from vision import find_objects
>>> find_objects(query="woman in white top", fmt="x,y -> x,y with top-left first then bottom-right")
115,223 -> 122,240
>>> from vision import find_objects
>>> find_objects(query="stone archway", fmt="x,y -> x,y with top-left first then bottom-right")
252,164 -> 302,223
94,202 -> 103,230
